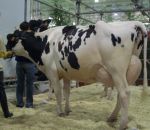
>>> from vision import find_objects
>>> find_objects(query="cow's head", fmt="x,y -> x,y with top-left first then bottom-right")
6,30 -> 48,65
7,31 -> 22,54
6,30 -> 32,56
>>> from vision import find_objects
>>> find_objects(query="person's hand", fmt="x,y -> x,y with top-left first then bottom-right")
4,51 -> 14,59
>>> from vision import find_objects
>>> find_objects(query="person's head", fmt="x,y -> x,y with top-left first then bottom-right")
20,21 -> 29,31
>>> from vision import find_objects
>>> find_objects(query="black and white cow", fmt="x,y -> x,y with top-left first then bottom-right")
6,20 -> 147,130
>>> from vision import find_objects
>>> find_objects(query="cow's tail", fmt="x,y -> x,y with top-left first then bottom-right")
137,22 -> 148,89
143,31 -> 148,89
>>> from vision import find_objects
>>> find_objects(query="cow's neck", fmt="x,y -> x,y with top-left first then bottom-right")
21,32 -> 48,66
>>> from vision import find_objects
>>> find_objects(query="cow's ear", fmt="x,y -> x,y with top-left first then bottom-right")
7,34 -> 14,40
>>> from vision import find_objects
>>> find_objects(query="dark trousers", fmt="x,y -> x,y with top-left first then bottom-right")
0,71 -> 10,116
16,62 -> 35,106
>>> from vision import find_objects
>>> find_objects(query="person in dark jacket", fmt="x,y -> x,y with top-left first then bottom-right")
15,21 -> 35,108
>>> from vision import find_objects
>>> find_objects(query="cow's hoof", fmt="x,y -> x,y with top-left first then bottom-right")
107,117 -> 117,122
58,113 -> 65,117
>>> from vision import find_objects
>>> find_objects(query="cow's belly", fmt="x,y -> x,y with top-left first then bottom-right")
56,52 -> 103,83
58,63 -> 102,83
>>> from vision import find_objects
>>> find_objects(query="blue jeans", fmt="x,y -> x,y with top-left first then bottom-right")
16,62 -> 35,107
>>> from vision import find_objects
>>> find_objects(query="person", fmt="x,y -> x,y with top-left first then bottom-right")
0,36 -> 13,118
15,21 -> 35,108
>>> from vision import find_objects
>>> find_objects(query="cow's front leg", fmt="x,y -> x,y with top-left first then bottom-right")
49,74 -> 64,116
100,86 -> 113,100
100,86 -> 108,98
47,81 -> 53,100
63,79 -> 71,115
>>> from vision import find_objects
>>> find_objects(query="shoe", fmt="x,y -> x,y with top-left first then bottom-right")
4,112 -> 13,118
25,104 -> 34,108
16,104 -> 24,108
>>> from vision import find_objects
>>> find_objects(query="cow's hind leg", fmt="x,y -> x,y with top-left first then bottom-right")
107,93 -> 120,122
110,74 -> 130,130
101,86 -> 113,100
63,79 -> 71,115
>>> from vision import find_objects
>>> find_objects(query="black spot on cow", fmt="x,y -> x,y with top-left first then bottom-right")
77,25 -> 96,45
73,38 -> 81,51
85,25 -> 96,39
135,26 -> 141,32
59,60 -> 67,72
45,42 -> 50,54
111,34 -> 117,46
53,42 -> 55,45
64,46 -> 69,56
111,33 -> 122,46
62,26 -> 78,40
117,37 -> 121,43
134,26 -> 145,49
62,26 -> 76,34
131,33 -> 134,42
78,29 -> 86,37
69,41 -> 73,50
58,41 -> 64,52
61,51 -> 65,60
68,52 -> 80,70
21,32 -> 48,65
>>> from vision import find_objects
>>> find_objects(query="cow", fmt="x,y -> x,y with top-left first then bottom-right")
22,19 -> 144,100
6,20 -> 147,130
26,19 -> 142,100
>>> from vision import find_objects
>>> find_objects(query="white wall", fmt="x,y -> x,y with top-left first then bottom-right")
0,0 -> 30,77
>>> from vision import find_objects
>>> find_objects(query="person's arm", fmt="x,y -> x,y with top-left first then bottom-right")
0,51 -> 13,58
